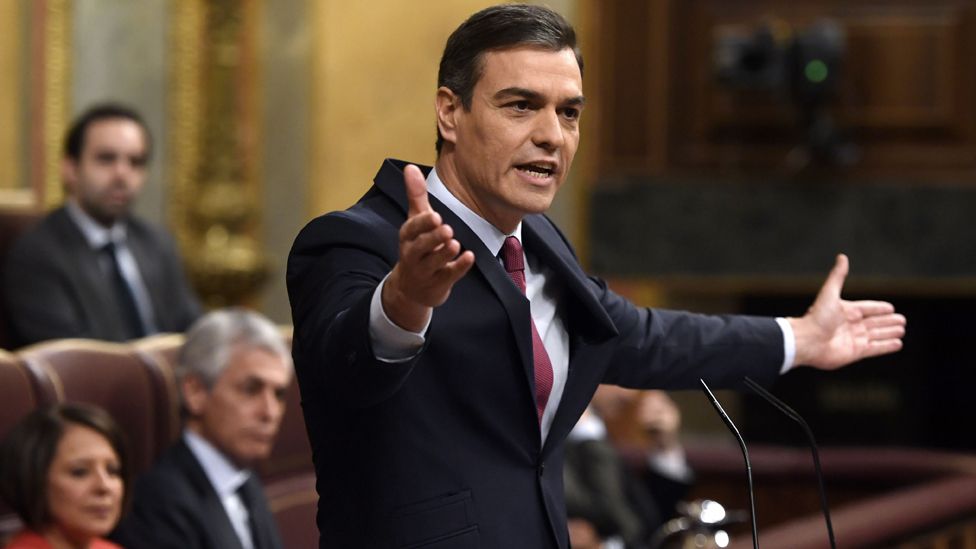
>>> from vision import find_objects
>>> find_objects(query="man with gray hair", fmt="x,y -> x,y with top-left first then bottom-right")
112,308 -> 291,549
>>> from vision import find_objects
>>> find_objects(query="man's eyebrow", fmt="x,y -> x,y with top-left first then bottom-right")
492,87 -> 586,106
493,87 -> 542,101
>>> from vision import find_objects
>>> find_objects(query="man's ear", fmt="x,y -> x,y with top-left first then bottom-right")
181,375 -> 209,416
435,87 -> 462,147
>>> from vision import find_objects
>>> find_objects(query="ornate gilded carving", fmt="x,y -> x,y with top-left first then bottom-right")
170,0 -> 268,306
0,0 -> 69,210
42,0 -> 70,210
0,1 -> 22,197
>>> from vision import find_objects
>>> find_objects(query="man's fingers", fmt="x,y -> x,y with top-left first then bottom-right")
403,222 -> 452,261
816,253 -> 849,303
869,325 -> 905,341
849,300 -> 896,317
442,250 -> 475,282
862,339 -> 904,358
404,164 -> 431,217
400,211 -> 443,242
862,312 -> 906,329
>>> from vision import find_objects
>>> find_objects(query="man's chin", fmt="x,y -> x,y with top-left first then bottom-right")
87,206 -> 128,226
231,444 -> 274,466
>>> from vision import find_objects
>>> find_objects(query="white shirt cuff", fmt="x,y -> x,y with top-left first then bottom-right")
369,274 -> 429,363
775,317 -> 796,374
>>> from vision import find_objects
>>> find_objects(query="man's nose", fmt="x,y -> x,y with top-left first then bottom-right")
258,389 -> 284,420
112,158 -> 135,179
531,109 -> 566,151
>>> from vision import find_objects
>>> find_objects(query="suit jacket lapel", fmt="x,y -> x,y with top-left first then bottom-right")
173,441 -> 248,549
522,216 -> 619,458
241,475 -> 284,549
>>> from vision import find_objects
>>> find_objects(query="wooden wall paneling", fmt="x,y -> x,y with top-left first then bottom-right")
665,0 -> 976,178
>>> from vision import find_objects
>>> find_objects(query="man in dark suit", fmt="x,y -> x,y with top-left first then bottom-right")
565,388 -> 692,549
2,103 -> 201,347
286,5 -> 906,548
111,308 -> 291,549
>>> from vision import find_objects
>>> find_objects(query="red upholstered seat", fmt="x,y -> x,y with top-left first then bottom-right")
17,339 -> 174,476
265,472 -> 319,549
0,350 -> 36,540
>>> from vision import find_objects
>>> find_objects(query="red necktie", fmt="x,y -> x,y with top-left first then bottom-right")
501,236 -> 554,424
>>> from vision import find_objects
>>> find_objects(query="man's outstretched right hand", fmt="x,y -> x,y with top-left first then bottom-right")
382,164 -> 475,333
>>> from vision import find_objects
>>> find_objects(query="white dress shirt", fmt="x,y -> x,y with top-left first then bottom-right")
183,430 -> 255,549
65,200 -> 158,333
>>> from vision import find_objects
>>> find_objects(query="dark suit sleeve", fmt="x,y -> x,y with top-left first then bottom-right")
287,209 -> 423,408
2,234 -> 90,345
526,213 -> 784,392
594,276 -> 784,390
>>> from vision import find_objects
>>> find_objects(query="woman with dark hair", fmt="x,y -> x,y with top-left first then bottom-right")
0,403 -> 128,549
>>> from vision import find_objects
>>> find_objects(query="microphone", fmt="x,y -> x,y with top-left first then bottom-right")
700,378 -> 759,549
743,376 -> 837,549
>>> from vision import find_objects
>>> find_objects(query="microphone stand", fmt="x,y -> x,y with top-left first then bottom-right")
744,377 -> 837,549
700,379 -> 760,549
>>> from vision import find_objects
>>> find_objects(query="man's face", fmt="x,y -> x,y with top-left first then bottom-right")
438,46 -> 584,233
64,118 -> 148,226
184,346 -> 293,466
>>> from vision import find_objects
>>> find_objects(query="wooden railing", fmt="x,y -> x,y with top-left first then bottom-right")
656,442 -> 976,549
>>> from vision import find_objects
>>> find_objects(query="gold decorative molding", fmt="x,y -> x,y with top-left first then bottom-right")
0,0 -> 69,211
0,1 -> 22,196
170,0 -> 268,307
41,0 -> 70,210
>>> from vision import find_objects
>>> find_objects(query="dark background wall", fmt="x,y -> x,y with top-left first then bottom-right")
581,0 -> 976,449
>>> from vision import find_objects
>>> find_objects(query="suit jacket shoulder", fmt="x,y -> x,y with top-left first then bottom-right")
1,207 -> 200,346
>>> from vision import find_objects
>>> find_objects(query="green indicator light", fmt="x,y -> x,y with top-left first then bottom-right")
805,59 -> 829,83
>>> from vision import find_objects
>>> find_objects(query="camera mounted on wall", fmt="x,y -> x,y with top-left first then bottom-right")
714,18 -> 858,169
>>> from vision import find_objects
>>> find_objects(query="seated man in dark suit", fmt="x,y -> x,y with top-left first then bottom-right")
2,103 -> 201,347
565,387 -> 692,549
111,308 -> 291,549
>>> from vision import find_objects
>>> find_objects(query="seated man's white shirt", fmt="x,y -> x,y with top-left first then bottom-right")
183,430 -> 256,549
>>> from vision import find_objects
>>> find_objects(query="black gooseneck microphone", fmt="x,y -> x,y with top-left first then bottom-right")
743,376 -> 837,549
700,378 -> 760,549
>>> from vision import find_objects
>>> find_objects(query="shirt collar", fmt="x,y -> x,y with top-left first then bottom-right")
425,167 -> 522,257
65,199 -> 127,249
183,430 -> 251,497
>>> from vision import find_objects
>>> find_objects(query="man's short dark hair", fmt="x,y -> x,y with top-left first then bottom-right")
435,3 -> 583,154
64,102 -> 153,161
0,403 -> 131,531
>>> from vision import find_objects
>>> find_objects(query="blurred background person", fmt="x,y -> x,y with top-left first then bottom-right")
0,403 -> 129,549
565,387 -> 693,549
2,103 -> 201,348
111,308 -> 291,549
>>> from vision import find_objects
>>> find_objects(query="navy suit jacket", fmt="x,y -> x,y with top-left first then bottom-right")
2,206 -> 201,347
286,158 -> 784,548
110,438 -> 283,549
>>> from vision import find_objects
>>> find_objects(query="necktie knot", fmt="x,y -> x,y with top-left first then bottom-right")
501,236 -> 524,274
